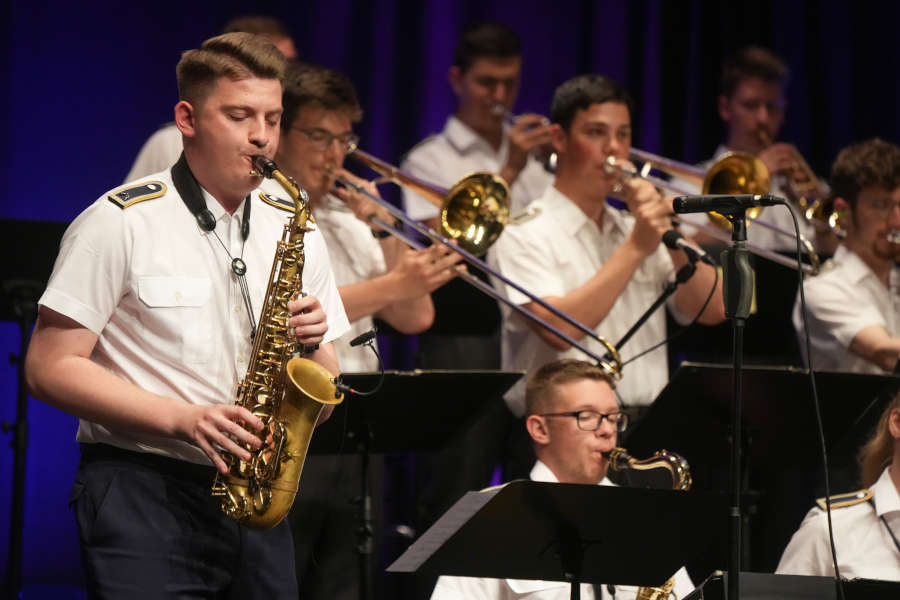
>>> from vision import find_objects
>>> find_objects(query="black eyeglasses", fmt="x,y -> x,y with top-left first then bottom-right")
538,410 -> 628,432
294,127 -> 359,152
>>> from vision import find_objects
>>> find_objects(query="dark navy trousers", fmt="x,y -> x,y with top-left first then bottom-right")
71,444 -> 298,599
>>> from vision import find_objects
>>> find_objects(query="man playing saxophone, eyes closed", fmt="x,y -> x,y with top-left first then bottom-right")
24,33 -> 349,599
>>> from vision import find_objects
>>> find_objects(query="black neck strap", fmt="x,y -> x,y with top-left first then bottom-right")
171,153 -> 250,239
868,496 -> 900,556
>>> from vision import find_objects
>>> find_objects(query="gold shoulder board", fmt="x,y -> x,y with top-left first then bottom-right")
107,181 -> 167,209
816,488 -> 872,511
259,192 -> 295,213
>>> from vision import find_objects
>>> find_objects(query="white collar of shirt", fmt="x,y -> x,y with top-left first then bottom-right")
872,465 -> 900,517
832,244 -> 898,288
529,460 -> 614,487
542,185 -> 629,240
201,187 -> 248,233
444,115 -> 509,160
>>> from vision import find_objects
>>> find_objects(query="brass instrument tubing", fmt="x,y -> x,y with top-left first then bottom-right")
347,185 -> 622,374
604,158 -> 819,275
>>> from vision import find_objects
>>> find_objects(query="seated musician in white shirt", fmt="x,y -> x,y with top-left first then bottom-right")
430,359 -> 694,600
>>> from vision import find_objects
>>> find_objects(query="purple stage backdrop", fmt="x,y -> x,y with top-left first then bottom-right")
2,0 -> 899,595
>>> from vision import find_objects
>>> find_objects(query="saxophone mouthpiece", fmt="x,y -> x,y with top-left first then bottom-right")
251,155 -> 278,178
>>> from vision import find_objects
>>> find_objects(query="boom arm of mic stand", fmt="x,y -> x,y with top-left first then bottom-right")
367,214 -> 611,367
611,261 -> 697,354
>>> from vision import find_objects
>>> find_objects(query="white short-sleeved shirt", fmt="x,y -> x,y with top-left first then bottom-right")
124,123 -> 183,183
487,185 -> 688,415
430,461 -> 695,600
792,244 -> 900,374
678,144 -> 815,252
776,466 -> 900,579
400,116 -> 553,221
40,168 -> 350,465
276,185 -> 386,372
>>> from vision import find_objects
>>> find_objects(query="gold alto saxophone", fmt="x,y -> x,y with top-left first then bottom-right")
211,155 -> 343,530
605,447 -> 692,599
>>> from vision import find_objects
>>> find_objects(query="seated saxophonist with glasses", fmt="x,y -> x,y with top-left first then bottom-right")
24,33 -> 349,598
777,392 -> 900,579
261,61 -> 461,599
487,74 -> 725,424
792,138 -> 900,374
430,359 -> 694,599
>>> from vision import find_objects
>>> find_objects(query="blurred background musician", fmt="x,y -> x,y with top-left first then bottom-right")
682,46 -> 825,253
125,15 -> 299,183
400,20 -> 554,372
430,359 -> 694,600
262,62 -> 460,600
395,22 -> 556,594
793,138 -> 900,374
487,74 -> 725,425
777,393 -> 900,579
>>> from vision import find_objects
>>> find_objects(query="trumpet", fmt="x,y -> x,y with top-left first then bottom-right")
491,103 -> 557,172
757,129 -> 831,224
606,152 -> 820,275
336,149 -> 623,377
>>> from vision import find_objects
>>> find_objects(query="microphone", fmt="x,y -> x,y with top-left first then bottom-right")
349,328 -> 378,347
672,194 -> 781,214
662,230 -> 716,266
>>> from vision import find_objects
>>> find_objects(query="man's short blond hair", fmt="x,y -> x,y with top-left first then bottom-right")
176,32 -> 286,107
525,359 -> 614,416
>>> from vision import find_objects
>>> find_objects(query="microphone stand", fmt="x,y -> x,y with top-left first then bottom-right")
612,260 -> 697,353
719,211 -> 754,600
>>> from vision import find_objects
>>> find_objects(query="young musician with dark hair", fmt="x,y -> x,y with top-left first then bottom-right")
488,74 -> 725,418
24,33 -> 349,597
265,61 -> 460,600
793,138 -> 900,373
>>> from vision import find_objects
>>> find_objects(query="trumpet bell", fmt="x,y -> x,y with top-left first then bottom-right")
441,172 -> 510,255
703,151 -> 771,230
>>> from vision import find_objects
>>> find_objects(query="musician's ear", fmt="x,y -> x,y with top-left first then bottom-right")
526,414 -> 550,446
550,124 -> 567,155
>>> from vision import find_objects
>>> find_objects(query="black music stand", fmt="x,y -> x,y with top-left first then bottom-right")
685,571 -> 900,600
388,481 -> 726,600
1,218 -> 68,598
622,362 -> 900,576
307,369 -> 522,600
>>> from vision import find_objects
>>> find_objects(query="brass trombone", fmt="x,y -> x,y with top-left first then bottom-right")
335,149 -> 623,376
610,151 -> 820,275
347,148 -> 509,256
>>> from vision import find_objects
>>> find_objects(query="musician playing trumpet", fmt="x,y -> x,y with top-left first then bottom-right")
687,46 -> 825,252
488,74 -> 725,421
792,138 -> 900,374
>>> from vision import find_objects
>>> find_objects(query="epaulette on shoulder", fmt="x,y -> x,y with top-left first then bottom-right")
816,488 -> 872,511
259,191 -> 295,213
107,181 -> 167,209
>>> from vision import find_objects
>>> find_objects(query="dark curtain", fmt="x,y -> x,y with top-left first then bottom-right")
2,0 -> 898,592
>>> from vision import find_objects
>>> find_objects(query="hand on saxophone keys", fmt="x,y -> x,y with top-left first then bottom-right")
287,294 -> 328,348
174,403 -> 265,475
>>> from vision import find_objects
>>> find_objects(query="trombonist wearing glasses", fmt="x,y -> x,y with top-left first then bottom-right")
487,74 -> 726,420
260,62 -> 461,600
